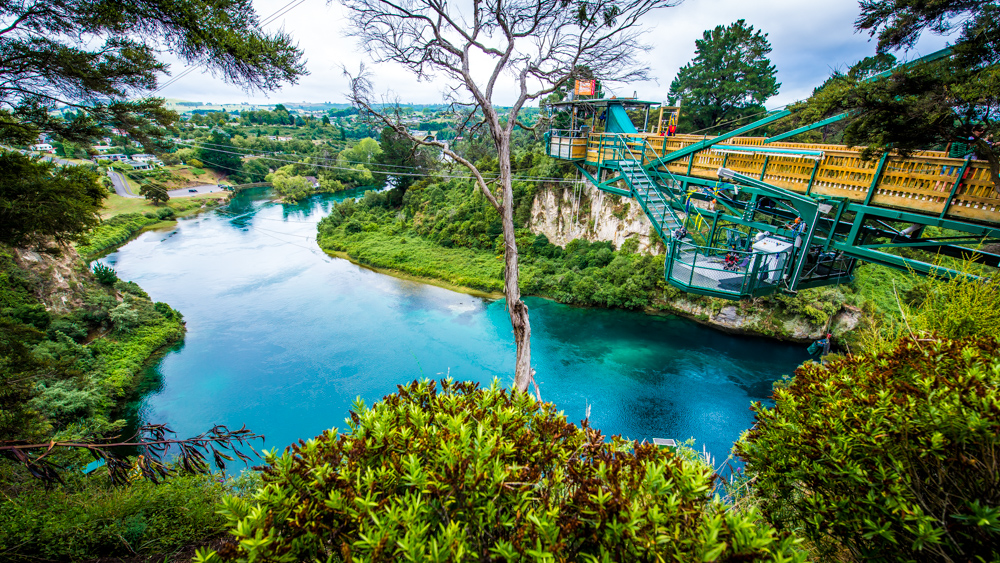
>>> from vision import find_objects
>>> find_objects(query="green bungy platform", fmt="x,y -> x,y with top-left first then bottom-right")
544,84 -> 1000,299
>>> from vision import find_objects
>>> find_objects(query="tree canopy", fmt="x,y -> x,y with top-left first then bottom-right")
807,0 -> 1000,189
0,152 -> 105,246
0,0 -> 306,148
196,131 -> 243,175
668,20 -> 780,133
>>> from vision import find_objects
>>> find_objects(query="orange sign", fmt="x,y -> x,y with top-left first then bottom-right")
575,79 -> 595,96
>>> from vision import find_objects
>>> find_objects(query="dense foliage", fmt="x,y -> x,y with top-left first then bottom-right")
737,336 -> 1000,561
0,152 -> 106,247
668,20 -> 780,133
0,0 -> 303,149
199,379 -> 803,562
0,246 -> 183,444
317,168 -> 669,309
0,468 -> 257,561
76,213 -> 161,259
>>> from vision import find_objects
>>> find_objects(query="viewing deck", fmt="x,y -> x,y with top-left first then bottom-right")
549,131 -> 1000,226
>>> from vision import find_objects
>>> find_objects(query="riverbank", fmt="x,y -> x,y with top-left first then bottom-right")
324,233 -> 862,344
79,194 -> 229,259
322,249 -> 503,299
316,189 -> 867,345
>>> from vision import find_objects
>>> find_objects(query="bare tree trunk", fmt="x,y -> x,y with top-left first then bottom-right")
496,133 -> 533,394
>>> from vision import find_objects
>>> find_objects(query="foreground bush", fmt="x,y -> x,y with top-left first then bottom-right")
736,336 -> 1000,561
0,470 -> 257,560
201,379 -> 802,562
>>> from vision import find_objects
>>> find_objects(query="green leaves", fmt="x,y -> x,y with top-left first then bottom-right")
668,20 -> 780,133
0,151 -> 105,247
208,378 -> 802,562
738,336 -> 1000,560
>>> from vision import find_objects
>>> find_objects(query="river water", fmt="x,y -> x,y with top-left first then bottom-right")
103,188 -> 808,464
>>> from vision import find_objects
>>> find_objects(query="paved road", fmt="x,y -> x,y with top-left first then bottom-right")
16,147 -> 225,200
167,184 -> 226,198
107,169 -> 141,198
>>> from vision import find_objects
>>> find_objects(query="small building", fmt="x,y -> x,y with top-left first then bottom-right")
303,176 -> 320,188
131,153 -> 162,165
30,143 -> 55,154
92,145 -> 114,153
94,153 -> 128,162
124,160 -> 152,170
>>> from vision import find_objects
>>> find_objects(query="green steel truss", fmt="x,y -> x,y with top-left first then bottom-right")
552,118 -> 1000,300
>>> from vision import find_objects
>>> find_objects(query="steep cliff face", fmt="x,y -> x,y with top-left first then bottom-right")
13,245 -> 93,314
529,183 -> 662,254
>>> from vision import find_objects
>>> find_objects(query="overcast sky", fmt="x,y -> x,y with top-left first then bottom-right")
156,0 -> 952,108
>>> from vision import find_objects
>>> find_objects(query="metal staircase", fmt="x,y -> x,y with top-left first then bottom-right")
617,159 -> 683,241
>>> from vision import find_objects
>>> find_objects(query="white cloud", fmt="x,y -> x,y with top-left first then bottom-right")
156,0 -> 954,108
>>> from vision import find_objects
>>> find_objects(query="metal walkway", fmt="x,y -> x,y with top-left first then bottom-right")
546,105 -> 1000,299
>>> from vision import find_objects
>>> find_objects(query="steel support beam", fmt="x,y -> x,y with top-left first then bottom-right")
646,110 -> 792,168
864,153 -> 890,206
764,113 -> 849,144
940,159 -> 971,219
845,203 -> 1000,239
832,243 -> 974,280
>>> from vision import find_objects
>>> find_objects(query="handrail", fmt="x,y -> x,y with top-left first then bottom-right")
665,239 -> 792,296
615,135 -> 682,239
575,130 -> 1000,226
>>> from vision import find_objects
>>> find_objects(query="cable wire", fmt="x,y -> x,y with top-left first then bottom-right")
176,139 -> 586,185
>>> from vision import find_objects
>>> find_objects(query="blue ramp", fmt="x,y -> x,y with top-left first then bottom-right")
606,105 -> 637,134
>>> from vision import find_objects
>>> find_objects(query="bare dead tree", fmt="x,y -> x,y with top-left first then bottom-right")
341,0 -> 678,394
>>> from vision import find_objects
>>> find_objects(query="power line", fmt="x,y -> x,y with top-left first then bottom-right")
182,139 -> 440,173
176,140 -> 586,185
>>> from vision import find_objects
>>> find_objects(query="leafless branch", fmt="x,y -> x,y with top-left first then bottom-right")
1,424 -> 263,486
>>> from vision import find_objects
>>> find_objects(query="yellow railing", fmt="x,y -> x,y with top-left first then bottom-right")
583,132 -> 1000,225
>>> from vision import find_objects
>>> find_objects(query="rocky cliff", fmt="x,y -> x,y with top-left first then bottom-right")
13,245 -> 94,314
529,182 -> 663,254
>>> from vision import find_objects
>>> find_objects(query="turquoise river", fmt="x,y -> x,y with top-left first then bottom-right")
103,188 -> 809,464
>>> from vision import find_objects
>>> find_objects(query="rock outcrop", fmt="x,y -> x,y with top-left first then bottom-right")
13,245 -> 93,313
529,182 -> 662,254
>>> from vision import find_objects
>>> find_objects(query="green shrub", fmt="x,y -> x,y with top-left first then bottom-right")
736,336 -> 1000,561
201,379 -> 802,562
109,302 -> 140,333
77,213 -> 159,259
92,262 -> 117,285
344,218 -> 363,233
0,471 -> 258,561
114,279 -> 150,299
154,301 -> 177,320
47,318 -> 87,342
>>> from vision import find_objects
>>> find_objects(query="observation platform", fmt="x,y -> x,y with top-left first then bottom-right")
548,130 -> 1000,226
544,101 -> 1000,300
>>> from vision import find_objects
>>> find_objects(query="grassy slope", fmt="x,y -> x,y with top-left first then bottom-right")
331,230 -> 506,292
101,192 -> 228,218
